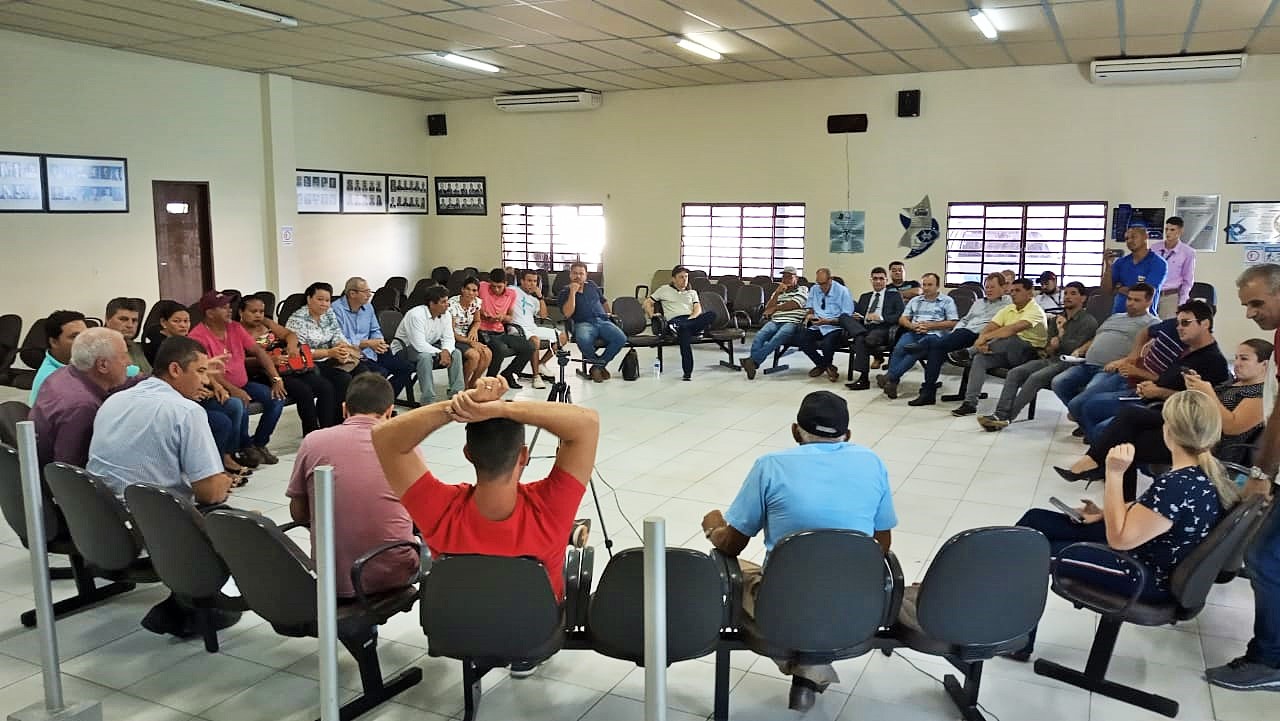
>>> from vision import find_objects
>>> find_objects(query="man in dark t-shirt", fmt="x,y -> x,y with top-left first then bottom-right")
556,261 -> 625,382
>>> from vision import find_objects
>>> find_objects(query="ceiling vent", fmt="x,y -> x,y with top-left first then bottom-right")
1090,53 -> 1246,85
493,89 -> 602,112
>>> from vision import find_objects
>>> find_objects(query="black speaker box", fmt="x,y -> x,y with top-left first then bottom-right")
826,114 -> 868,134
897,90 -> 921,118
427,114 -> 447,136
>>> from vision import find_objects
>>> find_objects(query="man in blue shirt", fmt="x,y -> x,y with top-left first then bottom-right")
701,391 -> 897,711
879,273 -> 959,399
557,261 -> 626,382
1107,226 -> 1168,314
332,277 -> 413,397
798,268 -> 856,382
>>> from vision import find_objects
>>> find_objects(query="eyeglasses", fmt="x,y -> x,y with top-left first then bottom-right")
351,288 -> 373,295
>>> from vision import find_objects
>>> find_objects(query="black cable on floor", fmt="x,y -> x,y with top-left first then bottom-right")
892,650 -> 1004,721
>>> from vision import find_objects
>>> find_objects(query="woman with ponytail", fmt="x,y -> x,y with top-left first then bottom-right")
1009,390 -> 1237,660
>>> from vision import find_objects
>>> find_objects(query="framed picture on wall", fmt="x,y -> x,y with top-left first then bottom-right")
45,155 -> 128,212
0,152 -> 45,212
435,175 -> 486,216
386,173 -> 428,214
342,172 -> 387,214
296,169 -> 341,213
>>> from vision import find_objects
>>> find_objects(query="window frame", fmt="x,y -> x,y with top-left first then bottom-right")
679,202 -> 806,279
943,200 -> 1110,287
500,202 -> 605,274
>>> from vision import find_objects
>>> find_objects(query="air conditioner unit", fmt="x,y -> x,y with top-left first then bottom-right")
493,90 -> 602,113
1090,53 -> 1246,86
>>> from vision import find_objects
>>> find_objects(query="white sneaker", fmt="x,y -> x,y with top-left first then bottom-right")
531,375 -> 546,389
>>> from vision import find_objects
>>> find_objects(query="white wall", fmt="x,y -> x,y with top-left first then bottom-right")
424,57 -> 1280,348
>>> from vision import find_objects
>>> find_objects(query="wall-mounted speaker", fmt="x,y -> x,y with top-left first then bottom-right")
426,113 -> 447,136
897,90 -> 921,118
826,114 -> 868,134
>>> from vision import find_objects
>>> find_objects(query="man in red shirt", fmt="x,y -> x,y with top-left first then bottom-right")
372,374 -> 598,605
477,268 -> 534,389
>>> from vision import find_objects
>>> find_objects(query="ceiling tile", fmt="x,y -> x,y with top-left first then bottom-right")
1051,0 -> 1119,39
1249,26 -> 1280,51
432,9 -> 562,44
530,72 -> 632,90
854,15 -> 938,49
220,0 -> 362,24
480,5 -> 610,41
497,1 -> 655,40
895,1 -> 968,12
318,20 -> 445,49
620,67 -> 697,85
397,83 -> 472,98
678,30 -> 779,61
823,0 -> 901,19
1005,40 -> 1069,65
340,58 -> 454,83
7,1 -> 184,43
436,76 -> 545,92
710,61 -> 787,81
1064,36 -> 1121,62
379,0 -> 459,11
846,51 -> 916,74
1193,0 -> 1273,32
595,0 -> 719,35
987,6 -> 1058,43
948,43 -> 1016,67
385,14 -> 521,49
669,0 -> 774,29
1186,29 -> 1252,53
0,10 -> 149,46
742,0 -> 837,24
794,54 -> 868,75
85,0 -> 267,34
539,40 -> 643,69
447,49 -> 565,74
897,47 -> 965,71
657,63 -> 741,83
917,11 -> 993,46
583,38 -> 686,67
1122,0 -> 1196,36
737,26 -> 828,57
748,59 -> 824,78
792,21 -> 880,53
499,44 -> 600,72
1124,34 -> 1185,55
297,0 -> 405,19
575,70 -> 663,88
299,24 -> 431,55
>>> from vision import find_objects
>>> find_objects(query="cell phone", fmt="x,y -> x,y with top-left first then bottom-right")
1050,496 -> 1086,524
1179,366 -> 1196,375
1117,395 -> 1143,401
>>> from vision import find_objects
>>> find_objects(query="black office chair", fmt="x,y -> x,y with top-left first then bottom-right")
698,291 -> 746,371
371,286 -> 402,313
889,526 -> 1050,721
447,270 -> 469,296
247,291 -> 275,320
948,287 -> 976,319
276,293 -> 307,325
123,485 -> 247,652
431,266 -> 451,286
384,276 -> 409,296
206,509 -> 422,720
731,284 -> 766,329
1086,292 -> 1114,324
1189,281 -> 1216,306
1034,496 -> 1267,717
0,314 -> 23,387
0,401 -> 28,447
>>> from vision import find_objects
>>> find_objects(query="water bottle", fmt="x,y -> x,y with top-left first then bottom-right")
653,358 -> 661,378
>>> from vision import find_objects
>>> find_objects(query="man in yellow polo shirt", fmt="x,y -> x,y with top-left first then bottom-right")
951,277 -> 1048,417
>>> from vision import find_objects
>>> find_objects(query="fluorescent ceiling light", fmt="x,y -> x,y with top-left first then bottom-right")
969,9 -> 998,40
438,53 -> 501,73
676,37 -> 722,61
684,11 -> 722,29
192,0 -> 298,28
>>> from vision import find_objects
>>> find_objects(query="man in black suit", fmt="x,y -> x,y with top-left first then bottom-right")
845,266 -> 905,390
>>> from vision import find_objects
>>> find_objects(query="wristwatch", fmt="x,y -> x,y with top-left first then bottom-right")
1249,466 -> 1273,483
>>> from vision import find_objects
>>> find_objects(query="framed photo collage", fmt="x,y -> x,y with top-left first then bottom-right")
297,170 -> 485,216
1,151 -> 129,213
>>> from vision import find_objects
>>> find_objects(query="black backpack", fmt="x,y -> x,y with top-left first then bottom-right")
620,348 -> 639,381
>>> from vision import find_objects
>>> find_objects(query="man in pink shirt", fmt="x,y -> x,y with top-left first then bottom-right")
1153,216 -> 1197,318
287,373 -> 419,598
477,268 -> 534,389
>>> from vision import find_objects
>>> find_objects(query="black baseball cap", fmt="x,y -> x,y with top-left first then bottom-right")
797,391 -> 849,438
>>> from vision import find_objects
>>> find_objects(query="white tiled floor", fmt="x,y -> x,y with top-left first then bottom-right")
0,344 -> 1274,721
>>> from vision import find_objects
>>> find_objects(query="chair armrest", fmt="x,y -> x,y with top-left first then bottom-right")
635,285 -> 649,299
351,538 -> 423,610
732,310 -> 752,327
710,548 -> 744,629
504,323 -> 526,338
882,551 -> 905,629
608,315 -> 623,329
1051,542 -> 1148,616
278,520 -> 310,532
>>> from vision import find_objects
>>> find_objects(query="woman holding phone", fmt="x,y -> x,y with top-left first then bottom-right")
1008,390 -> 1240,660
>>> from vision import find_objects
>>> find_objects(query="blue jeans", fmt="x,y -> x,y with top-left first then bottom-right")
1247,504 -> 1280,666
886,331 -> 931,382
748,321 -> 799,365
1064,370 -> 1128,421
669,313 -> 716,376
573,319 -> 627,366
200,396 -> 243,455
920,329 -> 978,388
354,351 -> 414,397
239,381 -> 283,448
1051,363 -> 1103,410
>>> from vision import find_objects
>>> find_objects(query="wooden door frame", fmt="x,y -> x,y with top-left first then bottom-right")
151,180 -> 215,296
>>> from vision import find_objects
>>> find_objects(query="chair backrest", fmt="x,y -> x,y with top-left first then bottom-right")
587,272 -> 604,289
277,293 -> 306,325
448,269 -> 469,296
611,297 -> 647,336
588,548 -> 724,665
733,284 -> 765,314
43,462 -> 144,573
18,317 -> 46,370
371,287 -> 402,313
688,269 -> 708,281
250,291 -> 276,320
385,276 -> 409,295
378,309 -> 404,342
125,484 -> 231,599
720,278 -> 744,298
1171,496 -> 1267,612
1086,292 -> 1114,324
1189,282 -> 1216,306
649,270 -> 670,294
187,302 -> 204,326
753,530 -> 890,653
404,286 -> 431,310
421,555 -> 562,659
431,266 -> 451,285
411,277 -> 437,294
959,280 -> 984,296
750,275 -> 773,285
143,301 -> 177,335
698,292 -> 733,331
0,314 -> 23,374
691,277 -> 712,293
0,442 -> 60,545
205,510 -> 318,631
462,266 -> 480,277
0,401 -> 29,447
948,288 -> 976,319
914,526 -> 1049,646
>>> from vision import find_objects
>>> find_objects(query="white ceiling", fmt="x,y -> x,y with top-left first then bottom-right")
1,0 -> 1277,100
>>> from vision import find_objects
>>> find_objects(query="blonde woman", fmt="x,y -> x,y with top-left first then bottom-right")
1010,390 -> 1238,661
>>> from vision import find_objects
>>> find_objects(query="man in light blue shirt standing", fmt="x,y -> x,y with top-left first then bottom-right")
701,391 -> 897,712
798,268 -> 856,382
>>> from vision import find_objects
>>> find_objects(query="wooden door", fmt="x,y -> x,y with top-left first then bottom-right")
152,181 -> 214,305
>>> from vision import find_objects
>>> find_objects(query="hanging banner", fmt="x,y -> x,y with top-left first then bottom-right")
1174,194 -> 1220,252
899,195 -> 939,259
829,210 -> 865,253
1226,201 -> 1280,244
